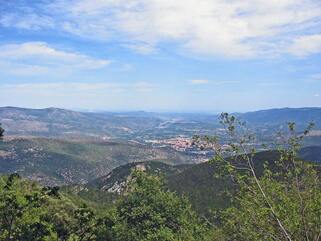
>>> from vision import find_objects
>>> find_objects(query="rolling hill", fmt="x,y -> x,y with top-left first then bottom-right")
237,107 -> 321,128
67,146 -> 321,215
0,137 -> 197,186
2,106 -> 321,142
0,106 -> 164,139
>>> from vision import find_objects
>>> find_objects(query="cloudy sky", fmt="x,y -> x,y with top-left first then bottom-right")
0,0 -> 321,112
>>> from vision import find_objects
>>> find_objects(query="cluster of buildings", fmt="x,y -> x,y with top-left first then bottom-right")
145,137 -> 194,151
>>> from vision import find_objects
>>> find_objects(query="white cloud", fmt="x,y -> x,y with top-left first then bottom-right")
213,80 -> 240,85
0,81 -> 157,108
310,73 -> 321,80
133,82 -> 156,92
0,42 -> 110,76
288,35 -> 321,57
0,82 -> 184,110
0,13 -> 55,30
0,62 -> 50,76
122,42 -> 157,54
189,79 -> 209,85
2,82 -> 155,94
1,0 -> 321,58
189,80 -> 239,85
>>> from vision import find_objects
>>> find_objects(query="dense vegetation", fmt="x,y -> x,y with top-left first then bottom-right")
0,138 -> 195,186
0,124 -> 4,139
0,171 -> 211,241
205,114 -> 321,240
68,148 -> 321,216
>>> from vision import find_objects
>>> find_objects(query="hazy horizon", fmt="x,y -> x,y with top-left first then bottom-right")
2,105 -> 321,115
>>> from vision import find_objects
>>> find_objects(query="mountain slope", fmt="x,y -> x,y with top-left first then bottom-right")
0,106 -> 164,139
71,147 -> 321,215
238,107 -> 321,128
2,106 -> 321,141
299,146 -> 321,163
0,137 -> 197,185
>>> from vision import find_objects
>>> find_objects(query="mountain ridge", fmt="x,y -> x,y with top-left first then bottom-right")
67,146 -> 321,215
1,106 -> 321,139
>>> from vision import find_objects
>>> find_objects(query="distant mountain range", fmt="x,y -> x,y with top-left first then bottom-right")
237,107 -> 321,127
0,106 -> 164,139
1,106 -> 321,140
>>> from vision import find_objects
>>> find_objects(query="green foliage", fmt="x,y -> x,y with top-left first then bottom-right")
0,124 -> 4,140
222,165 -> 321,240
200,113 -> 321,241
0,174 -> 57,240
0,171 -> 213,241
0,174 -> 110,241
67,205 -> 111,241
110,170 -> 210,241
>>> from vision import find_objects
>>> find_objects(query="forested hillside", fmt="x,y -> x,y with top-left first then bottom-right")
1,148 -> 320,240
0,137 -> 196,185
64,146 -> 321,215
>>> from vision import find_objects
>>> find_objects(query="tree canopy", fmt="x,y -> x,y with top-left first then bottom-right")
110,170 -> 211,241
0,124 -> 4,139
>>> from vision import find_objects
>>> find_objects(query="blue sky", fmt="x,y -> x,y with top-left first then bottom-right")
0,0 -> 321,112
